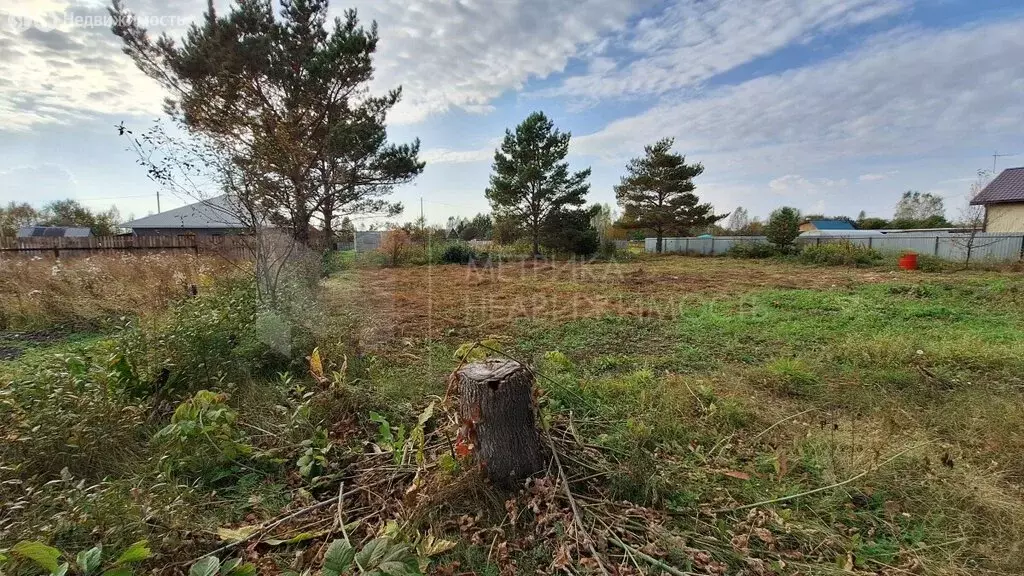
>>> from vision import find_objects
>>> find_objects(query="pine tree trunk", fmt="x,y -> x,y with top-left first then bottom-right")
321,198 -> 335,250
457,359 -> 548,486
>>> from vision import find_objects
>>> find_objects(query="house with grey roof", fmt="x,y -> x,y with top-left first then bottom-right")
971,167 -> 1024,233
17,226 -> 92,238
123,195 -> 248,237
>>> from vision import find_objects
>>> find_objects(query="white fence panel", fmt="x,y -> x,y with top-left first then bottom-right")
937,235 -> 1022,262
651,233 -> 1024,262
647,236 -> 767,254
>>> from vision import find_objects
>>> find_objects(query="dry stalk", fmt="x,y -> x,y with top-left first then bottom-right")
716,441 -> 934,513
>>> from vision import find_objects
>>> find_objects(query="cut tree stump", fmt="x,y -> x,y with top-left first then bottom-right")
457,359 -> 548,486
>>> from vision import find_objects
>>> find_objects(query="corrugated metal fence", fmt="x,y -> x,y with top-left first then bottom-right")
647,234 -> 1024,262
354,231 -> 384,252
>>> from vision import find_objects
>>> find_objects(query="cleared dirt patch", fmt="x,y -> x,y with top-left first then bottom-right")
340,256 -> 912,343
0,329 -> 69,361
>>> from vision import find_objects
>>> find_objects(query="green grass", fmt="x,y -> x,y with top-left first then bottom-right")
493,274 -> 1024,573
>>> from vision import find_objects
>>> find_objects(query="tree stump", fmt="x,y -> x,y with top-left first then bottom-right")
457,359 -> 548,486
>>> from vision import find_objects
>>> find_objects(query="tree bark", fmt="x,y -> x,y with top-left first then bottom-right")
457,359 -> 548,486
321,197 -> 335,249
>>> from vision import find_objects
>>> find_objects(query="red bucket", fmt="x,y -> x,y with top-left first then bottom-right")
898,252 -> 918,271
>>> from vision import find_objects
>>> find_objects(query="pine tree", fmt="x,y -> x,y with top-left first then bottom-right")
614,138 -> 725,253
110,0 -> 423,245
765,206 -> 802,251
485,112 -> 590,256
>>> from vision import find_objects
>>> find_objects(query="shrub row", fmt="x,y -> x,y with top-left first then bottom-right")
728,240 -> 884,268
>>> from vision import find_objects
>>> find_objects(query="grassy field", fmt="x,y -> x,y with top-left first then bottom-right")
2,254 -> 1023,575
331,256 -> 1024,574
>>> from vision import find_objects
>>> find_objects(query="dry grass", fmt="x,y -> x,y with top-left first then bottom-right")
0,253 -> 241,330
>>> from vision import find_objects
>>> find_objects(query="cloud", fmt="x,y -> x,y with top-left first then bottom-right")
769,174 -> 846,196
536,0 -> 907,103
421,147 -> 494,165
574,20 -> 1024,177
350,0 -> 654,124
0,0 -> 205,131
20,27 -> 81,51
1,0 -> 654,129
858,173 -> 887,181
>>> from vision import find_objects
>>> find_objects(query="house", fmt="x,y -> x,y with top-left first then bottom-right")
970,167 -> 1024,233
17,226 -> 92,238
123,195 -> 247,237
799,219 -> 856,233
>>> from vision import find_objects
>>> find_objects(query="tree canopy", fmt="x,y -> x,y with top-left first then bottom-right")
0,202 -> 40,237
891,191 -> 949,228
0,200 -> 121,237
726,207 -> 750,234
614,138 -> 725,253
110,0 -> 423,245
484,111 -> 590,256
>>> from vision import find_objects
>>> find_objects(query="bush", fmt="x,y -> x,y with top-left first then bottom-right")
111,278 -> 307,398
0,346 -> 150,479
915,254 -> 954,273
726,241 -> 777,259
379,229 -> 411,267
441,242 -> 477,264
153,390 -> 253,483
541,208 -> 600,256
799,242 -> 883,267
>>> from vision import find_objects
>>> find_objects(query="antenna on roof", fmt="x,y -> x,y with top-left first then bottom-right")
992,151 -> 1018,174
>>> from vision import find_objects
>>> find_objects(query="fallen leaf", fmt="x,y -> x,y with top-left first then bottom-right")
216,526 -> 259,543
721,470 -> 751,480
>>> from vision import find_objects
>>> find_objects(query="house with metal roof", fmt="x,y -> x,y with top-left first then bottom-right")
123,195 -> 248,237
970,167 -> 1024,233
17,226 -> 92,238
798,219 -> 856,233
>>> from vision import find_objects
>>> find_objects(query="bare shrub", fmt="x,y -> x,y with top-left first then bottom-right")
380,229 -> 412,267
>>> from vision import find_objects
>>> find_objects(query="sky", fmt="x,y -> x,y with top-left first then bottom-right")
2,0 -> 1023,226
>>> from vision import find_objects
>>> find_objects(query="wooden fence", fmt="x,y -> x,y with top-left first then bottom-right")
0,235 -> 252,260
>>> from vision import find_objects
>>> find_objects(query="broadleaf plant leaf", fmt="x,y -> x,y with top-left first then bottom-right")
189,556 -> 220,576
77,546 -> 103,575
12,541 -> 62,573
323,540 -> 355,576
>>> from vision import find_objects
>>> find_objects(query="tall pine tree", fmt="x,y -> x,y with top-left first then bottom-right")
110,0 -> 423,245
485,112 -> 590,256
614,138 -> 725,253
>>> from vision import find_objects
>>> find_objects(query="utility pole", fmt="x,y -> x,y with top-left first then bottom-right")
156,189 -> 161,213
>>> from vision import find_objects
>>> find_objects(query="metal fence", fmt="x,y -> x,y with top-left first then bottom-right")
354,231 -> 384,252
648,233 -> 1024,262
